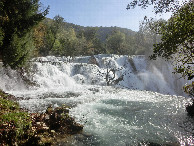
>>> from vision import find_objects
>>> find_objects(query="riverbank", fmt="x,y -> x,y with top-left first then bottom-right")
0,89 -> 83,145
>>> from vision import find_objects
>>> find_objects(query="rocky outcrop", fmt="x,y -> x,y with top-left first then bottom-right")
186,99 -> 194,117
89,55 -> 99,66
0,90 -> 83,145
31,105 -> 83,135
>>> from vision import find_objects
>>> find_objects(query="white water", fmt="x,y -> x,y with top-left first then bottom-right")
0,54 -> 193,145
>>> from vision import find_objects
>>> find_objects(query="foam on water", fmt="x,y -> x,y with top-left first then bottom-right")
0,54 -> 193,145
0,55 -> 188,95
70,88 -> 193,145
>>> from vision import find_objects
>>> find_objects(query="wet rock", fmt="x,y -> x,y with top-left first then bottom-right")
35,105 -> 83,134
46,105 -> 53,115
75,134 -> 85,141
0,90 -> 18,101
50,130 -> 55,135
26,105 -> 84,145
89,55 -> 99,66
186,99 -> 194,117
45,114 -> 50,120
54,106 -> 69,115
35,122 -> 49,133
81,132 -> 92,137
0,90 -> 83,145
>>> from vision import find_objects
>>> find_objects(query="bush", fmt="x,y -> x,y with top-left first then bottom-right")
0,95 -> 34,145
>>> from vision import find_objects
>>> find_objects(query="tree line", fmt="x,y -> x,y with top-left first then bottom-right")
33,16 -> 159,58
0,0 -> 193,91
0,0 -> 161,70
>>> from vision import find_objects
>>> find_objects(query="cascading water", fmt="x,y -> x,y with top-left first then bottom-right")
0,54 -> 193,145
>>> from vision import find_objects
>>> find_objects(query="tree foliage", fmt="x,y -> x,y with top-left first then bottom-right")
0,0 -> 49,69
135,18 -> 162,55
49,15 -> 65,52
184,81 -> 194,97
127,0 -> 190,14
127,0 -> 194,81
56,28 -> 79,56
150,1 -> 194,80
37,15 -> 65,56
106,31 -> 126,54
33,16 -> 159,58
33,22 -> 47,56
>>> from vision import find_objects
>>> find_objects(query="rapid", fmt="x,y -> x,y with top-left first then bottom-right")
0,54 -> 193,145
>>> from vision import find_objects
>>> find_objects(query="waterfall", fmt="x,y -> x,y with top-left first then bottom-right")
0,54 -> 193,145
0,54 -> 188,96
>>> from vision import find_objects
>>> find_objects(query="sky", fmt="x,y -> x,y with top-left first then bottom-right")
39,0 -> 172,31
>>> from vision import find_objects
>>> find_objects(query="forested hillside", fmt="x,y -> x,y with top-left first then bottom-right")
33,16 -> 161,57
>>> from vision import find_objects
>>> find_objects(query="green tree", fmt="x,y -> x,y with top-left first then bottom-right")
92,37 -> 105,54
134,18 -> 162,55
82,27 -> 101,55
0,0 -> 49,69
150,1 -> 194,80
33,22 -> 47,57
134,25 -> 146,55
49,15 -> 64,52
105,31 -> 126,54
38,15 -> 64,56
124,35 -> 136,55
127,0 -> 190,14
84,27 -> 98,42
54,28 -> 79,57
0,28 -> 4,59
127,0 -> 193,81
0,28 -> 3,46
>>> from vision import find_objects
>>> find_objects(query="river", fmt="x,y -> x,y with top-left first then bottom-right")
0,54 -> 193,145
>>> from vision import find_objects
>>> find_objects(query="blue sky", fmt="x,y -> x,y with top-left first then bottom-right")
40,0 -> 172,31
